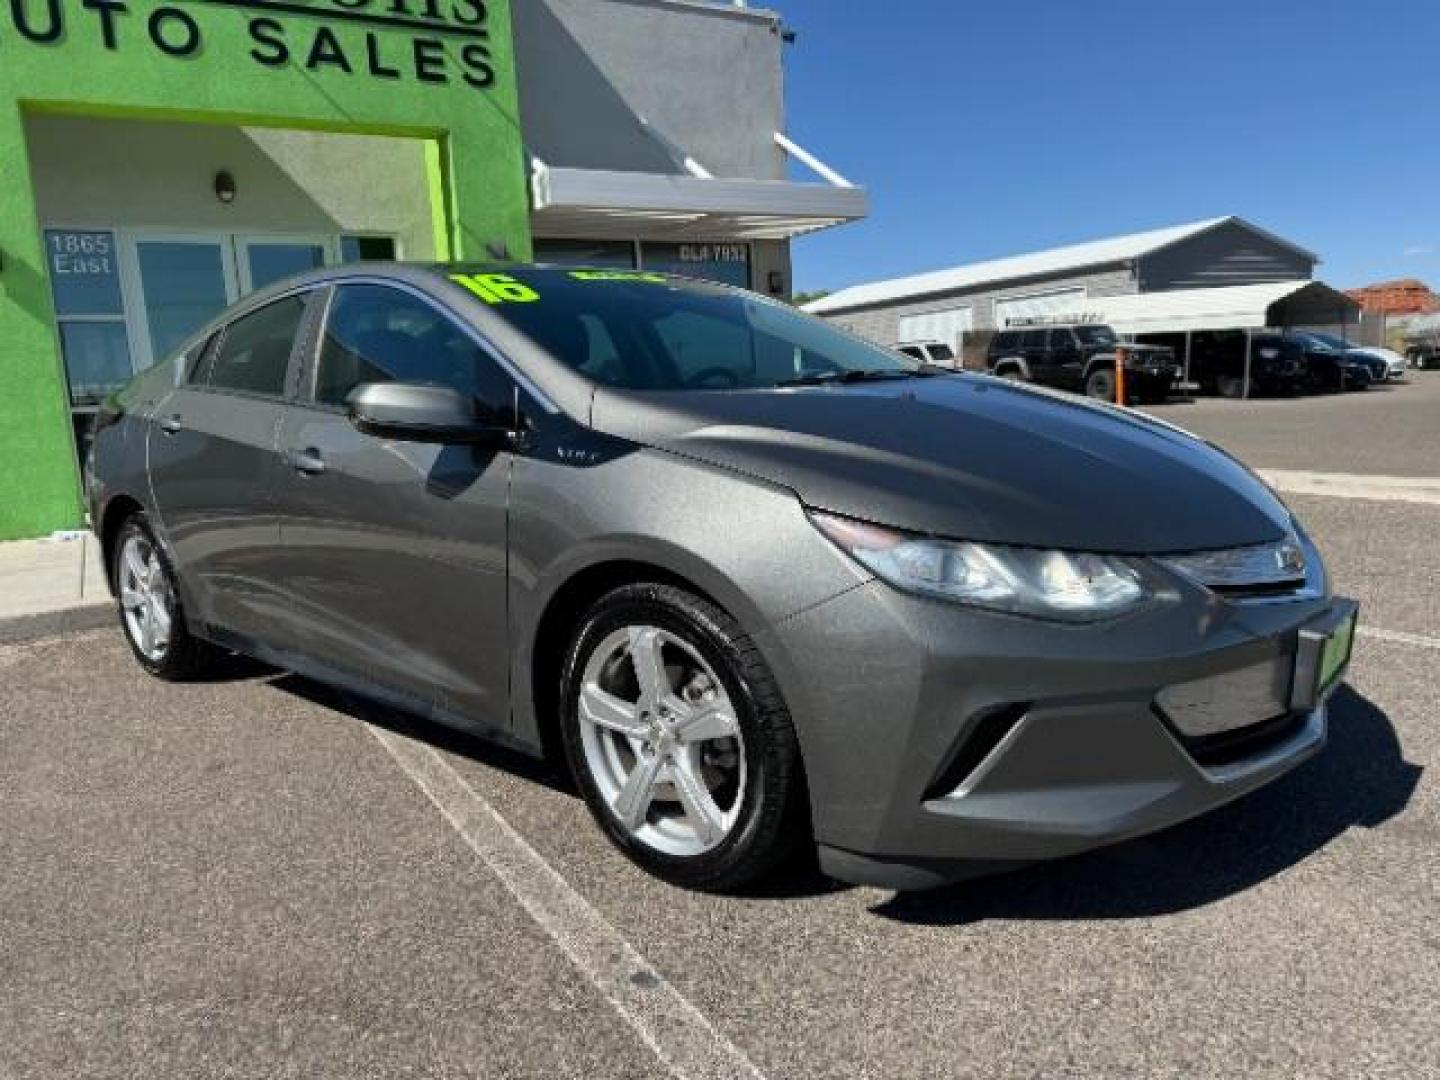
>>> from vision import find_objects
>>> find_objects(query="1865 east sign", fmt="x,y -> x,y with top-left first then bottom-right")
2,0 -> 496,87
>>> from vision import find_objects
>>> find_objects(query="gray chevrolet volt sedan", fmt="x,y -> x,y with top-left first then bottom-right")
87,263 -> 1357,891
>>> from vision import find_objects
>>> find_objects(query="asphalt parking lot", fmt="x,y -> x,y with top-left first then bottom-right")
3,380 -> 1438,1079
1146,367 -> 1440,477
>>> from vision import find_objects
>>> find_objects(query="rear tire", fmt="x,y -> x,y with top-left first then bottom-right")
113,513 -> 223,680
1085,368 -> 1117,402
559,582 -> 808,892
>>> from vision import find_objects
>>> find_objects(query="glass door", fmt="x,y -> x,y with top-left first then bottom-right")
123,234 -> 239,372
237,235 -> 333,293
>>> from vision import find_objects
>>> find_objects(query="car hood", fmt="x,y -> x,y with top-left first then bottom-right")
589,375 -> 1292,554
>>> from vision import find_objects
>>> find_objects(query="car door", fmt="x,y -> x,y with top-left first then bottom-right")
1049,329 -> 1086,388
1020,329 -> 1053,384
268,281 -> 516,730
146,291 -> 315,644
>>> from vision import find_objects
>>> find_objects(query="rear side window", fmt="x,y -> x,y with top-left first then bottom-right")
1048,329 -> 1075,349
208,296 -> 307,397
991,331 -> 1019,351
315,284 -> 514,415
1021,329 -> 1047,348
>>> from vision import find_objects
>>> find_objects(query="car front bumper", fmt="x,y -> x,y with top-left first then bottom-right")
766,577 -> 1355,890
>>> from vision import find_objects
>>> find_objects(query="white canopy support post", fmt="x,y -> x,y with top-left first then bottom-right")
529,154 -> 552,208
774,132 -> 854,188
1243,328 -> 1253,400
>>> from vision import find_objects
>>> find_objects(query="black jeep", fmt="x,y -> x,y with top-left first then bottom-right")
986,323 -> 1177,403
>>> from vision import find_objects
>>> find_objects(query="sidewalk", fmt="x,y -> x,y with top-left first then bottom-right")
0,532 -> 109,622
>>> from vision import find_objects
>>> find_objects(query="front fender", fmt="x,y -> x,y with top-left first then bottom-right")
505,446 -> 868,751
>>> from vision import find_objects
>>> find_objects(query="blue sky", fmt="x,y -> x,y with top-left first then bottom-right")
779,0 -> 1440,295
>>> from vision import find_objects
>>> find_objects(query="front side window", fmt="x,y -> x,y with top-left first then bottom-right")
207,295 -> 307,397
315,284 -> 513,417
1048,329 -> 1076,350
1074,325 -> 1119,346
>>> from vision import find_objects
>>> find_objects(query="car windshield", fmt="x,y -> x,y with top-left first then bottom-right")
1296,332 -> 1343,352
1304,332 -> 1362,351
1073,325 -> 1118,345
455,266 -> 919,391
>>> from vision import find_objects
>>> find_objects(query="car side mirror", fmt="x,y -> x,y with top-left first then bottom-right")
345,382 -> 514,447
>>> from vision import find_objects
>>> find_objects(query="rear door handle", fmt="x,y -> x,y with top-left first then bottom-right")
157,414 -> 183,435
288,447 -> 327,476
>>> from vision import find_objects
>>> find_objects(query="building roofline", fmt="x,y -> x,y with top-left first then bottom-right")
805,215 -> 1320,316
588,0 -> 782,26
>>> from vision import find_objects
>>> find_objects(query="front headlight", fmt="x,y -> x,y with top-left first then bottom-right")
809,511 -> 1153,623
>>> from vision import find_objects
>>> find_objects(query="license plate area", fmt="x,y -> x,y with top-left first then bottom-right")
1290,600 -> 1359,711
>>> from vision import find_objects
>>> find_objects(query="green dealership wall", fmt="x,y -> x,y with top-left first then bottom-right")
0,0 -> 532,540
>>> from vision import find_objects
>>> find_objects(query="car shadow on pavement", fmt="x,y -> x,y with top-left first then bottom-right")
871,685 -> 1421,926
269,672 -> 575,795
265,669 -> 851,899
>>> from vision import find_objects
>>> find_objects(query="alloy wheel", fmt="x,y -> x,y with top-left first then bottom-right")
118,532 -> 174,663
577,625 -> 747,857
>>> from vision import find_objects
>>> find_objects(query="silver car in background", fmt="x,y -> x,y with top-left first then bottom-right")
88,264 -> 1357,891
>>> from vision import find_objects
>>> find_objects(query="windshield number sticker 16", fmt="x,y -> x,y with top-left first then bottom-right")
451,273 -> 540,304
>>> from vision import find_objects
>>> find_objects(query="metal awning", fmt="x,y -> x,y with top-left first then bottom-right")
530,163 -> 869,241
529,136 -> 869,242
1084,281 -> 1361,335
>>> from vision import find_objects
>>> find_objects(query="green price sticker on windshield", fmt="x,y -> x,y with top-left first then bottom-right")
451,273 -> 541,304
568,271 -> 669,284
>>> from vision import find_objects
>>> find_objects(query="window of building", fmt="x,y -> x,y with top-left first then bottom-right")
315,284 -> 513,419
207,295 -> 308,397
44,229 -> 132,408
641,242 -> 750,288
340,235 -> 398,263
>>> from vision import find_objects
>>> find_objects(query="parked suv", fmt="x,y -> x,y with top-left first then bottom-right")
1181,331 -> 1306,398
895,339 -> 958,368
987,323 -> 1177,402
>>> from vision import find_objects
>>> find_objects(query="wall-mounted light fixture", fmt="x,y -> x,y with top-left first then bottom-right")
214,170 -> 236,205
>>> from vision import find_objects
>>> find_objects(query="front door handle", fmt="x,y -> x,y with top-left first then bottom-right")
288,447 -> 327,476
157,414 -> 183,435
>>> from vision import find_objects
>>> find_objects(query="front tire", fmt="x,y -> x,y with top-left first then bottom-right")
559,583 -> 808,892
113,513 -> 222,680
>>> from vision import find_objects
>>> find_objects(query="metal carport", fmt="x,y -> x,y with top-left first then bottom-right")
1084,281 -> 1363,396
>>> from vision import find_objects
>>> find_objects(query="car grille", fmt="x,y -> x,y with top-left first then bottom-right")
1158,534 -> 1310,598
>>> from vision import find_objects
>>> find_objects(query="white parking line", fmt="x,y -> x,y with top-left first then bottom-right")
1358,625 -> 1440,651
1259,469 -> 1440,506
368,726 -> 767,1080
